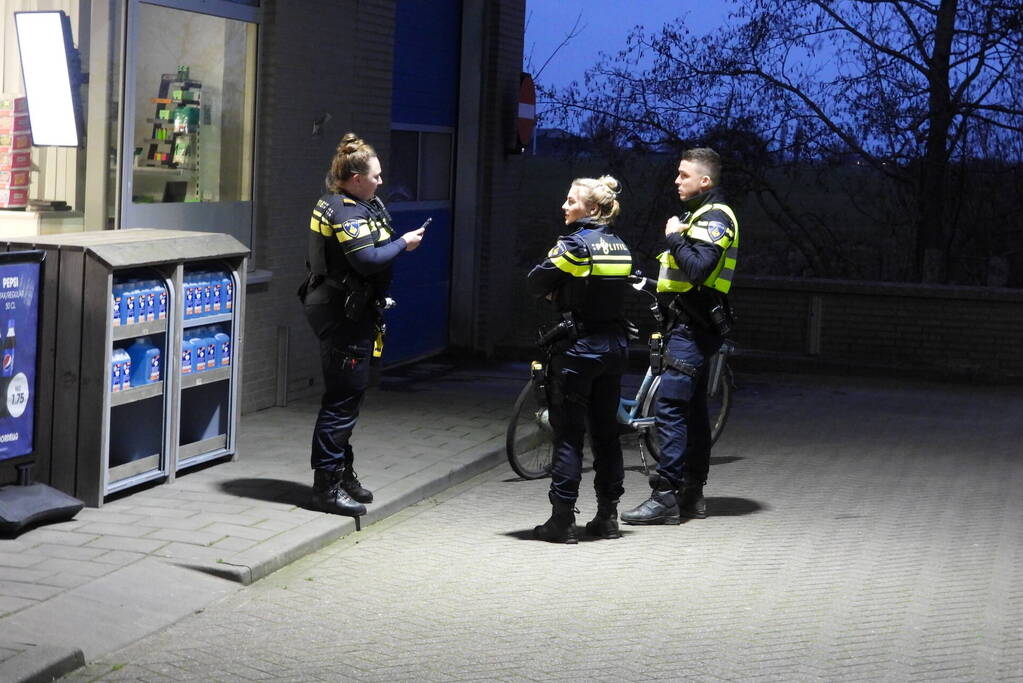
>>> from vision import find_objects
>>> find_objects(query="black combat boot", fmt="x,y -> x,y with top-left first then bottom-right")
533,492 -> 578,544
620,473 -> 680,525
584,496 -> 621,539
312,469 -> 366,517
341,465 -> 373,504
678,481 -> 707,519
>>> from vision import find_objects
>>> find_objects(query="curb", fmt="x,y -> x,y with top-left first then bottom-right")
203,441 -> 506,585
0,643 -> 84,683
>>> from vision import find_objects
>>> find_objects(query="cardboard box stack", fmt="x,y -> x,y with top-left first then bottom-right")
0,94 -> 31,209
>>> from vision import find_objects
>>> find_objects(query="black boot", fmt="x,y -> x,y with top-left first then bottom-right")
312,469 -> 366,517
533,492 -> 578,544
585,497 -> 621,539
341,465 -> 373,504
678,481 -> 707,519
620,474 -> 680,525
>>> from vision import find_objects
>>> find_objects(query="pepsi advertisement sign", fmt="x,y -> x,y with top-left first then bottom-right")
0,253 -> 42,462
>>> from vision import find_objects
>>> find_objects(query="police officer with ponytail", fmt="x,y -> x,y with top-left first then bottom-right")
622,147 -> 738,525
300,133 -> 425,517
527,176 -> 633,544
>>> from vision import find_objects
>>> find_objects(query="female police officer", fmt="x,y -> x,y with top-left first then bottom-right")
526,176 -> 633,543
300,133 -> 424,517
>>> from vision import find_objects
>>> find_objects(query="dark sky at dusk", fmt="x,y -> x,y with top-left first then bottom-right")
524,0 -> 736,103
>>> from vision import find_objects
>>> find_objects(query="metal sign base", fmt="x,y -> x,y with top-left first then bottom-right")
0,481 -> 84,536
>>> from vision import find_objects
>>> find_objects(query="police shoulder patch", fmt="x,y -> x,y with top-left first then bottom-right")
706,221 -> 730,243
341,219 -> 364,238
547,241 -> 569,259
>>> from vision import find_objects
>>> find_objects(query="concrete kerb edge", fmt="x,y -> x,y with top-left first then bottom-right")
210,444 -> 507,586
0,642 -> 85,683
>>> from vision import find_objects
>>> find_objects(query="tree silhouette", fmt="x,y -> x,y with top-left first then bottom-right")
541,0 -> 1023,283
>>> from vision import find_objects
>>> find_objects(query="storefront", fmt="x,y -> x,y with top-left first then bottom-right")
0,0 -> 529,497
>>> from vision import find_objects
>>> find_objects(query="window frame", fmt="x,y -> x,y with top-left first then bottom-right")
388,122 -> 455,211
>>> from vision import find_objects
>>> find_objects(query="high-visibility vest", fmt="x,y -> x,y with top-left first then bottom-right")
656,203 -> 738,294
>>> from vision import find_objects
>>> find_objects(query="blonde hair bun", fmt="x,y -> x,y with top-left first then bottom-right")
597,175 -> 620,196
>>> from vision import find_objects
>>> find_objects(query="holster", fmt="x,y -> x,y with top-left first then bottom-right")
648,333 -> 664,375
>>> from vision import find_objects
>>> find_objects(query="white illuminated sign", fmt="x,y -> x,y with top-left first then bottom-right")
14,11 -> 83,147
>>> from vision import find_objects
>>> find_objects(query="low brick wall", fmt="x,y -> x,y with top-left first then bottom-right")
728,276 -> 1023,382
498,275 -> 1023,383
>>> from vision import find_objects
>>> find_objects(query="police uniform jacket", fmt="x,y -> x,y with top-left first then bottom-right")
306,191 -> 405,316
527,220 -> 632,325
660,187 -> 735,321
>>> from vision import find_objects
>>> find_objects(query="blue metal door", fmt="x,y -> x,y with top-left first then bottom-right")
384,0 -> 461,364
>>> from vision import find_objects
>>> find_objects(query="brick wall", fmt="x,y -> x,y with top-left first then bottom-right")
242,0 -> 395,414
728,276 -> 1023,381
242,0 -> 527,412
472,1 -> 527,353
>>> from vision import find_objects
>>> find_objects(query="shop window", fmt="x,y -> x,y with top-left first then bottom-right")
130,4 -> 256,206
386,127 -> 453,204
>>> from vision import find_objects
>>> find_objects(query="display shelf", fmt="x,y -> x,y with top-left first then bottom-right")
107,454 -> 161,490
181,366 -> 229,388
183,312 -> 232,327
0,229 -> 247,506
110,380 -> 164,407
112,318 -> 168,341
178,435 -> 228,463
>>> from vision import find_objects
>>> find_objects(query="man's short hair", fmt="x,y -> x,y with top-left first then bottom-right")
681,147 -> 721,185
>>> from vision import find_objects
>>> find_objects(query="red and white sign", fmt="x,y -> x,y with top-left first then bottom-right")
0,132 -> 31,151
517,73 -> 536,149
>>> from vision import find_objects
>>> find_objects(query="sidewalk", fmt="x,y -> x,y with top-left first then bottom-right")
0,357 -> 524,682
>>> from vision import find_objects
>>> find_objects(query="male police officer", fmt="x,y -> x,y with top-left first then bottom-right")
622,148 -> 738,525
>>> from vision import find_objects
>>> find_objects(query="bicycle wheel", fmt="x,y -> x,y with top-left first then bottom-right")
506,378 -> 555,479
639,363 -> 733,463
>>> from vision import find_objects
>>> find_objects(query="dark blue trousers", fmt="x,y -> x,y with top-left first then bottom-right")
654,324 -> 722,487
304,302 -> 374,473
547,332 -> 627,504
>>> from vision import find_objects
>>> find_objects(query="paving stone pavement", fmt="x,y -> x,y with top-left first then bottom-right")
49,372 -> 1023,681
0,358 -> 522,682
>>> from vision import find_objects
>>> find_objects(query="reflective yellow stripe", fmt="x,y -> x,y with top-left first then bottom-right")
656,203 -> 740,294
335,219 -> 372,243
310,216 -> 332,237
551,251 -> 591,277
591,253 -> 632,277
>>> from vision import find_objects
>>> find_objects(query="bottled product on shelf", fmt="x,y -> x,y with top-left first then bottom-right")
111,348 -> 132,392
184,271 -> 233,320
182,325 -> 231,374
181,338 -> 194,375
113,278 -> 168,327
126,337 -> 161,387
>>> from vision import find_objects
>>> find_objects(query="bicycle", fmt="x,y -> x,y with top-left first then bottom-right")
506,274 -> 734,480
